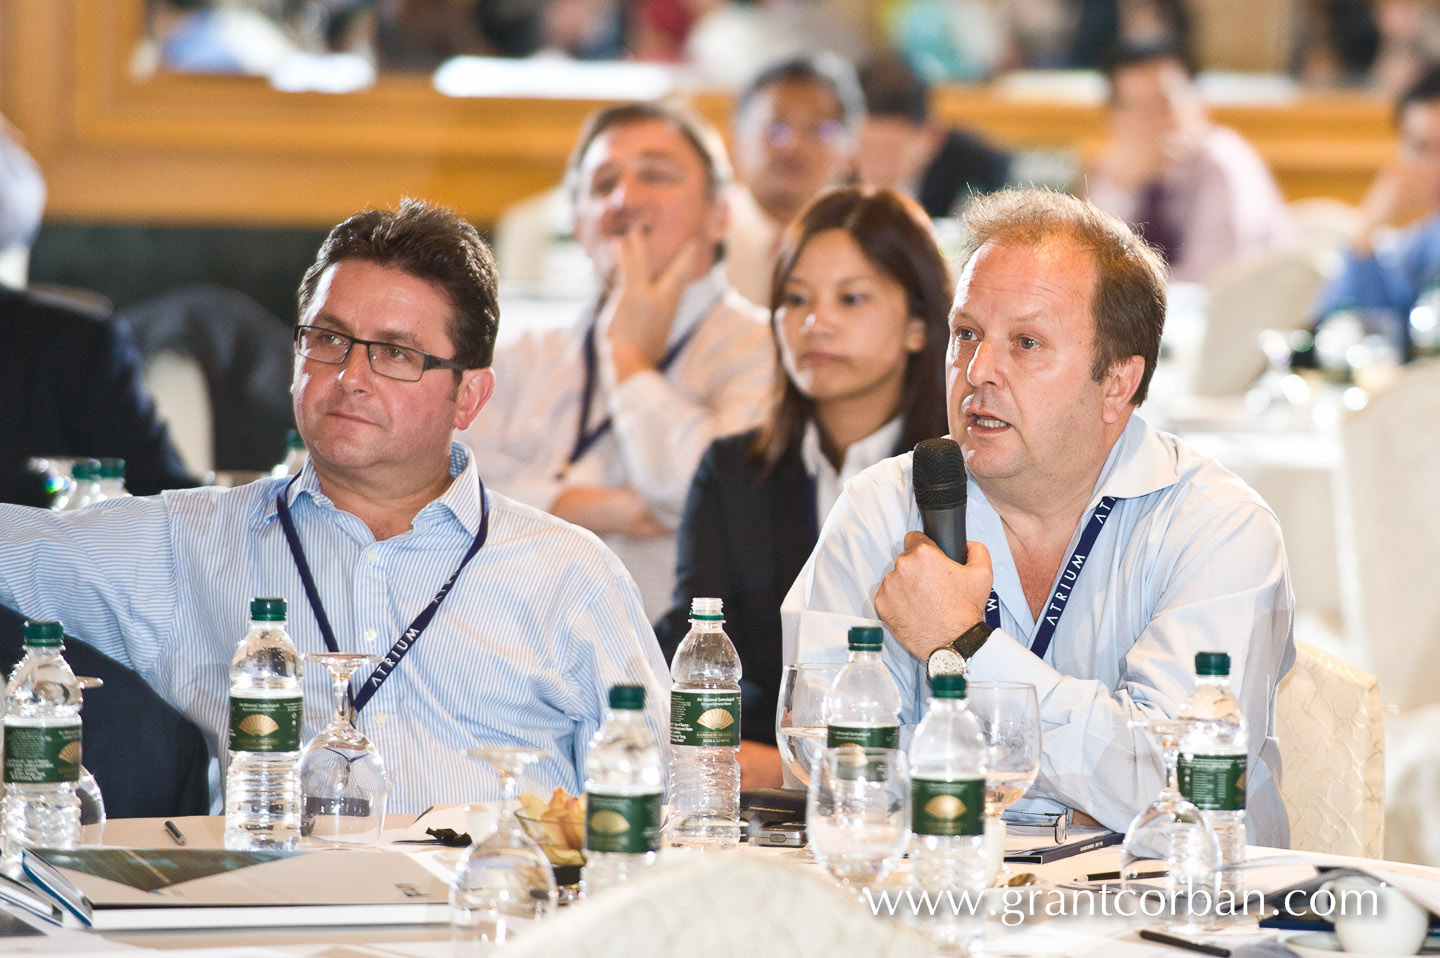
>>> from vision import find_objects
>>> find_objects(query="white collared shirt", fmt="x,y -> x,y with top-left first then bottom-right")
783,414 -> 1296,846
462,264 -> 776,620
799,416 -> 903,534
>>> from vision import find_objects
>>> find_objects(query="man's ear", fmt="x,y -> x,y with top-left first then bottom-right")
453,367 -> 495,431
1102,355 -> 1145,422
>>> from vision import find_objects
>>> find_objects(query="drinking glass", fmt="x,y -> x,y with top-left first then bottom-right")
299,651 -> 388,845
967,681 -> 1041,881
1119,717 -> 1221,933
776,663 -> 842,787
805,745 -> 910,896
451,747 -> 557,948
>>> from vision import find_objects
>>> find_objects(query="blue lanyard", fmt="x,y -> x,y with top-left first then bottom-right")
983,495 -> 1117,662
564,296 -> 716,469
275,475 -> 490,713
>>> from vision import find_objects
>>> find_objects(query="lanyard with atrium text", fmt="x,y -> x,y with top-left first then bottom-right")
275,475 -> 490,713
563,294 -> 717,471
982,495 -> 1117,662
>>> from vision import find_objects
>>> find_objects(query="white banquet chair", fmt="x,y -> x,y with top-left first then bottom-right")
1276,641 -> 1384,858
1188,248 -> 1328,397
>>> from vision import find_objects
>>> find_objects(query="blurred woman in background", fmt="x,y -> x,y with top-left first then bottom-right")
655,186 -> 952,785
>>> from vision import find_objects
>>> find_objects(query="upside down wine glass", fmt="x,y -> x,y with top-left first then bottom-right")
805,745 -> 910,898
1119,717 -> 1221,933
298,651 -> 388,845
451,746 -> 557,949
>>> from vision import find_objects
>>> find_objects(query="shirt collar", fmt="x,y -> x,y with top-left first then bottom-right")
1087,413 -> 1180,506
665,263 -> 728,347
800,416 -> 904,484
269,441 -> 483,538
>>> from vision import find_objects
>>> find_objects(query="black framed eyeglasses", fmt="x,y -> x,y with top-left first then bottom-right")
294,325 -> 467,382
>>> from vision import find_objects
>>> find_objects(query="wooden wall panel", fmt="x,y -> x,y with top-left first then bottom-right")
0,0 -> 1397,230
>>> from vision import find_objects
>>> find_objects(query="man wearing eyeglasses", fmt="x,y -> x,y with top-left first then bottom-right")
0,199 -> 671,812
725,54 -> 865,306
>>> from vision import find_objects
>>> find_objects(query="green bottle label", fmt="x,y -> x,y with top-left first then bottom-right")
912,777 -> 985,836
827,724 -> 900,749
1178,753 -> 1246,811
228,693 -> 302,753
669,690 -> 740,747
584,791 -> 662,855
3,723 -> 82,784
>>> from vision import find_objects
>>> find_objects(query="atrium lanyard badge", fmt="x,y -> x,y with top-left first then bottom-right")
276,474 -> 490,713
982,496 -> 1116,661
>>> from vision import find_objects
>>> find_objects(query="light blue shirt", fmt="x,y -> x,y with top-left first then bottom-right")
0,443 -> 671,812
783,416 -> 1296,846
1313,212 -> 1440,320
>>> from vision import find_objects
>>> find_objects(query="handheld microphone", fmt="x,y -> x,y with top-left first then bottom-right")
912,438 -> 968,564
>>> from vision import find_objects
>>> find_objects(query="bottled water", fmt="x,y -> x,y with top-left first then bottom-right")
824,626 -> 901,749
1,620 -> 84,874
270,430 -> 308,479
58,459 -> 102,511
666,597 -> 740,849
582,685 -> 662,896
1178,651 -> 1247,910
94,458 -> 130,501
907,674 -> 989,951
224,598 -> 302,852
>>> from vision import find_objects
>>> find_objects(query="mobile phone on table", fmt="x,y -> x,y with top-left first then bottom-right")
753,822 -> 807,847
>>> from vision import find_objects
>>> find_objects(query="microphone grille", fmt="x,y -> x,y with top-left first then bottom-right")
912,438 -> 966,508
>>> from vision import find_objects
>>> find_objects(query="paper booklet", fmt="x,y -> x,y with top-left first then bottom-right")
21,846 -> 451,930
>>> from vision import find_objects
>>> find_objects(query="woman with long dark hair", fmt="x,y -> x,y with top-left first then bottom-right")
655,186 -> 952,783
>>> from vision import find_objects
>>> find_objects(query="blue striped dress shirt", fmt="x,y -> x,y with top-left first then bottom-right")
0,443 -> 671,812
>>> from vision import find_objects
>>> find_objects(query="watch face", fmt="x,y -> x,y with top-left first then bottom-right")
927,647 -> 966,678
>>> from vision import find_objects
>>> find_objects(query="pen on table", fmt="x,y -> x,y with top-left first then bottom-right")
1087,869 -> 1168,881
163,820 -> 187,846
1137,928 -> 1230,957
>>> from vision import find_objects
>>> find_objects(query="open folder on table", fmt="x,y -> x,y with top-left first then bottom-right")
1004,826 -> 1122,865
21,846 -> 451,930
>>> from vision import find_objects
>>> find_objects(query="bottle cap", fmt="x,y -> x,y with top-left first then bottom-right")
1195,651 -> 1230,676
98,458 -> 125,479
847,626 -> 883,651
21,620 -> 64,648
929,674 -> 967,699
608,684 -> 646,710
285,429 -> 304,450
689,597 -> 723,620
249,597 -> 287,622
71,459 -> 99,481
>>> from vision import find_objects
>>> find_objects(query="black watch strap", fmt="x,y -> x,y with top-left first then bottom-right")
952,620 -> 994,659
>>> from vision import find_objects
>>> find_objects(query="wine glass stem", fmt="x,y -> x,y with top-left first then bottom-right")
1162,742 -> 1182,797
499,770 -> 517,819
330,665 -> 357,725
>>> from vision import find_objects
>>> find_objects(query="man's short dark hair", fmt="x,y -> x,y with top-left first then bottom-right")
1398,64 -> 1440,125
959,189 -> 1167,406
858,56 -> 929,125
564,100 -> 732,203
1102,39 -> 1197,86
297,198 -> 499,370
735,53 -> 866,138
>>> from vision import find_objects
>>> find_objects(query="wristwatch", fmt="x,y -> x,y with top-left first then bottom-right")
926,621 -> 994,679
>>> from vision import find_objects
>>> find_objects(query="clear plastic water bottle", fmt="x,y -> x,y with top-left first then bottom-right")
1,620 -> 84,874
224,597 -> 302,852
666,597 -> 740,849
581,685 -> 662,896
907,674 -> 989,950
1178,651 -> 1247,910
824,626 -> 901,749
270,430 -> 308,479
94,458 -> 130,501
59,459 -> 102,511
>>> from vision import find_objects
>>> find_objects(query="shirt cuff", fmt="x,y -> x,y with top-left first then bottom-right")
967,628 -> 1063,702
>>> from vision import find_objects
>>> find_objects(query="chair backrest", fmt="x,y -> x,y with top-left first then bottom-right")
1189,248 -> 1328,397
143,351 -> 215,476
1333,359 -> 1440,710
1276,641 -> 1384,858
503,851 -> 933,958
1286,198 -> 1360,256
